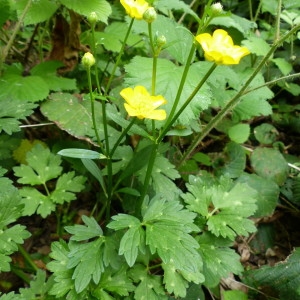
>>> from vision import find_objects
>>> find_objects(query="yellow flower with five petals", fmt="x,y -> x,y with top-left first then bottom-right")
195,29 -> 250,65
120,86 -> 167,120
120,0 -> 150,20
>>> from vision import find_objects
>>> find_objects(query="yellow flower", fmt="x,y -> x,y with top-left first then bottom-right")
120,0 -> 150,20
195,29 -> 250,65
120,86 -> 167,120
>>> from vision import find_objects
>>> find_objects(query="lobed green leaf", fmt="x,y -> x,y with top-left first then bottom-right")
0,98 -> 37,134
50,171 -> 86,204
13,144 -> 62,185
65,215 -> 103,241
20,187 -> 55,217
183,177 -> 257,240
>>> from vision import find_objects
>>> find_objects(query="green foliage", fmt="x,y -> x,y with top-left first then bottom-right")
228,123 -> 250,144
156,0 -> 200,21
1,0 -> 300,299
136,143 -> 181,200
251,147 -> 289,185
129,264 -> 167,300
10,270 -> 56,300
218,142 -> 247,178
197,233 -> 244,288
16,0 -> 59,25
13,144 -> 86,217
0,98 -> 37,134
254,123 -> 279,144
60,0 -> 111,23
223,290 -> 248,300
182,176 -> 257,240
124,57 -> 212,128
237,173 -> 280,217
243,248 -> 300,299
0,179 -> 30,272
47,218 -> 132,299
41,93 -> 120,146
0,63 -> 76,103
0,0 -> 11,26
108,196 -> 204,298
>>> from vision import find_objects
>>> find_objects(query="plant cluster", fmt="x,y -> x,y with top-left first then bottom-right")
0,0 -> 300,299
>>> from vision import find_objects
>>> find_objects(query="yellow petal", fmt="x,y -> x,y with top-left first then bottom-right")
124,103 -> 141,118
195,29 -> 250,65
149,95 -> 167,108
145,109 -> 167,120
120,0 -> 149,19
120,86 -> 167,120
195,33 -> 212,52
120,87 -> 134,104
213,29 -> 234,46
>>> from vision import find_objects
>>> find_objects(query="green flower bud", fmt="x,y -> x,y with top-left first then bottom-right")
211,2 -> 223,14
156,35 -> 167,48
82,52 -> 95,68
143,7 -> 157,23
88,12 -> 98,27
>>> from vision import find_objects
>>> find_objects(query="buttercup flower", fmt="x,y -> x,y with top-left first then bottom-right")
195,29 -> 250,65
120,86 -> 167,120
120,0 -> 150,20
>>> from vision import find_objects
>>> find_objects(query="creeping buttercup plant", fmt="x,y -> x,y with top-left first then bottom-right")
1,0 -> 300,299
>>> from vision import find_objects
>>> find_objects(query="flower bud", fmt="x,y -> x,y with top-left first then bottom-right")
211,2 -> 223,14
143,7 -> 157,23
82,52 -> 95,68
156,35 -> 167,48
88,12 -> 98,27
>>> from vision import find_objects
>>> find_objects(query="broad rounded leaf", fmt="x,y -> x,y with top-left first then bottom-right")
60,0 -> 112,23
0,74 -> 49,102
251,147 -> 288,185
237,173 -> 279,217
242,36 -> 271,56
16,0 -> 58,25
228,123 -> 250,143
254,123 -> 279,144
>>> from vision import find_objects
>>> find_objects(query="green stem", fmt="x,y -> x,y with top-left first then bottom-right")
274,0 -> 282,42
243,72 -> 300,95
148,22 -> 158,136
87,67 -> 103,149
178,24 -> 300,167
11,265 -> 30,284
0,0 -> 32,71
18,245 -> 39,272
148,22 -> 155,58
253,1 -> 263,23
158,62 -> 217,143
90,25 -> 110,156
110,118 -> 136,158
139,142 -> 159,206
165,43 -> 196,127
90,24 -> 112,219
105,18 -> 135,94
160,0 -> 214,141
248,0 -> 253,21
